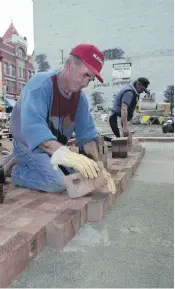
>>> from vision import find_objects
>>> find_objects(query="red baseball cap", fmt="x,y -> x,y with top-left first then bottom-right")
70,44 -> 104,83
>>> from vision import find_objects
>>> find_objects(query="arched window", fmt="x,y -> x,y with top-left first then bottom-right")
17,47 -> 26,59
10,64 -> 16,76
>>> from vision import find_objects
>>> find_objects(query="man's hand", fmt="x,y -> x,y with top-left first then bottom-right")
50,146 -> 100,179
122,126 -> 129,137
97,161 -> 116,194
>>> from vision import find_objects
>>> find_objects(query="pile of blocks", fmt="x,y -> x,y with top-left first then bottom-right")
0,135 -> 145,287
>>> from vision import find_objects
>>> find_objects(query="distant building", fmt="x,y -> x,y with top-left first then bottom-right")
32,0 -> 173,105
0,22 -> 34,107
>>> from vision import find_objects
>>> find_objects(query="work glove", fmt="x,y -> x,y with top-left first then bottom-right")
50,146 -> 100,179
97,161 -> 116,194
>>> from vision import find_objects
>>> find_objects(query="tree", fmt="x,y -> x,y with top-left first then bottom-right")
164,85 -> 174,116
91,91 -> 104,106
35,53 -> 50,72
103,47 -> 124,60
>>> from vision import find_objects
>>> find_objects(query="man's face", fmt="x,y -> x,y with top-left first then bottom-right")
66,59 -> 96,92
135,82 -> 147,94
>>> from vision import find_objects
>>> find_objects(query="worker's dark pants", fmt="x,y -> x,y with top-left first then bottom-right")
109,112 -> 121,138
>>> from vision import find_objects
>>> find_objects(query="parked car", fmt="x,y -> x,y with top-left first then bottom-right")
162,117 -> 174,133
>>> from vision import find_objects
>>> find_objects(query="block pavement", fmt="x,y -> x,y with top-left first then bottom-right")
0,139 -> 145,287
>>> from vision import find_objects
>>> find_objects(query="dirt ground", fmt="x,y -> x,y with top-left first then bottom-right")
95,121 -> 174,138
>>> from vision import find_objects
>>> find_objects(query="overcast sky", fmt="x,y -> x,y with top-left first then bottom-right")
0,0 -> 34,55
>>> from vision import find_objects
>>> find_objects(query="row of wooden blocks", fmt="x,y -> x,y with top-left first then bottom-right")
0,140 -> 145,287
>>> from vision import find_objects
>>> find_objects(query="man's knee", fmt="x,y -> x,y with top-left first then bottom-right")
11,163 -> 66,194
43,179 -> 66,194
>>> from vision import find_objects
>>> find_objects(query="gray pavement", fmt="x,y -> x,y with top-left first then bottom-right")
10,142 -> 174,288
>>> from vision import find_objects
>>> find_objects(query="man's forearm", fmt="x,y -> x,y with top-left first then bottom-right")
83,140 -> 100,162
39,140 -> 63,155
121,107 -> 128,128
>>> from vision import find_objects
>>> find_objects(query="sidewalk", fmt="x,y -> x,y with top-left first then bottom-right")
10,142 -> 174,288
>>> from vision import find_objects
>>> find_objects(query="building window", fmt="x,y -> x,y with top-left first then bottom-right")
9,64 -> 16,77
6,80 -> 9,92
18,67 -> 25,79
18,82 -> 26,93
4,62 -> 9,75
23,68 -> 25,79
18,66 -> 22,78
6,80 -> 16,93
17,47 -> 26,59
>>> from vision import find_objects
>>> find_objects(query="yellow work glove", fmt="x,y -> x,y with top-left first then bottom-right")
97,161 -> 116,194
50,146 -> 100,179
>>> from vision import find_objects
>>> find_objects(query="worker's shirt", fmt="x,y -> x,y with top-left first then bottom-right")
10,71 -> 98,152
112,83 -> 139,120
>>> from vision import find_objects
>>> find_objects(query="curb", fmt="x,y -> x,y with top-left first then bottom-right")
134,137 -> 174,143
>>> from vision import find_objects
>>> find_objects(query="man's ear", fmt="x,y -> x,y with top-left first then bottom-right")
65,59 -> 72,71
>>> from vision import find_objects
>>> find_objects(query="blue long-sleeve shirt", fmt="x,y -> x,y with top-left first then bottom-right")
10,71 -> 98,152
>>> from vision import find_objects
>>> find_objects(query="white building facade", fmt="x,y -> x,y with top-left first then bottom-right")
33,0 -> 173,107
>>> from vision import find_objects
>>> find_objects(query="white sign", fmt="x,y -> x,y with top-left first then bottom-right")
112,62 -> 132,80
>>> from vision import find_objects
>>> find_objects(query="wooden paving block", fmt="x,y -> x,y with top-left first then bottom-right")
46,209 -> 81,249
98,136 -> 104,146
128,134 -> 132,147
111,137 -> 128,158
87,192 -> 109,221
64,172 -> 108,198
113,172 -> 127,193
108,191 -> 117,207
70,198 -> 91,226
0,230 -> 32,288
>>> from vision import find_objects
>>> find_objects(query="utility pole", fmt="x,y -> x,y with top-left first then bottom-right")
60,50 -> 64,64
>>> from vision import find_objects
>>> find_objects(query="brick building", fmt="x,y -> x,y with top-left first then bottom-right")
0,22 -> 34,107
33,0 -> 173,107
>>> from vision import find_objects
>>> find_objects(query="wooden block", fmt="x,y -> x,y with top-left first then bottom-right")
112,137 -> 128,145
119,151 -> 128,158
98,137 -> 105,156
45,209 -> 81,249
98,145 -> 104,155
113,172 -> 127,193
124,161 -> 135,178
119,145 -> 128,152
68,198 -> 90,226
87,192 -> 109,221
108,191 -> 117,207
112,151 -> 120,158
64,172 -> 108,198
103,143 -> 108,154
112,145 -> 120,152
0,230 -> 32,288
128,133 -> 133,147
98,136 -> 104,146
102,153 -> 107,168
112,137 -> 128,159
